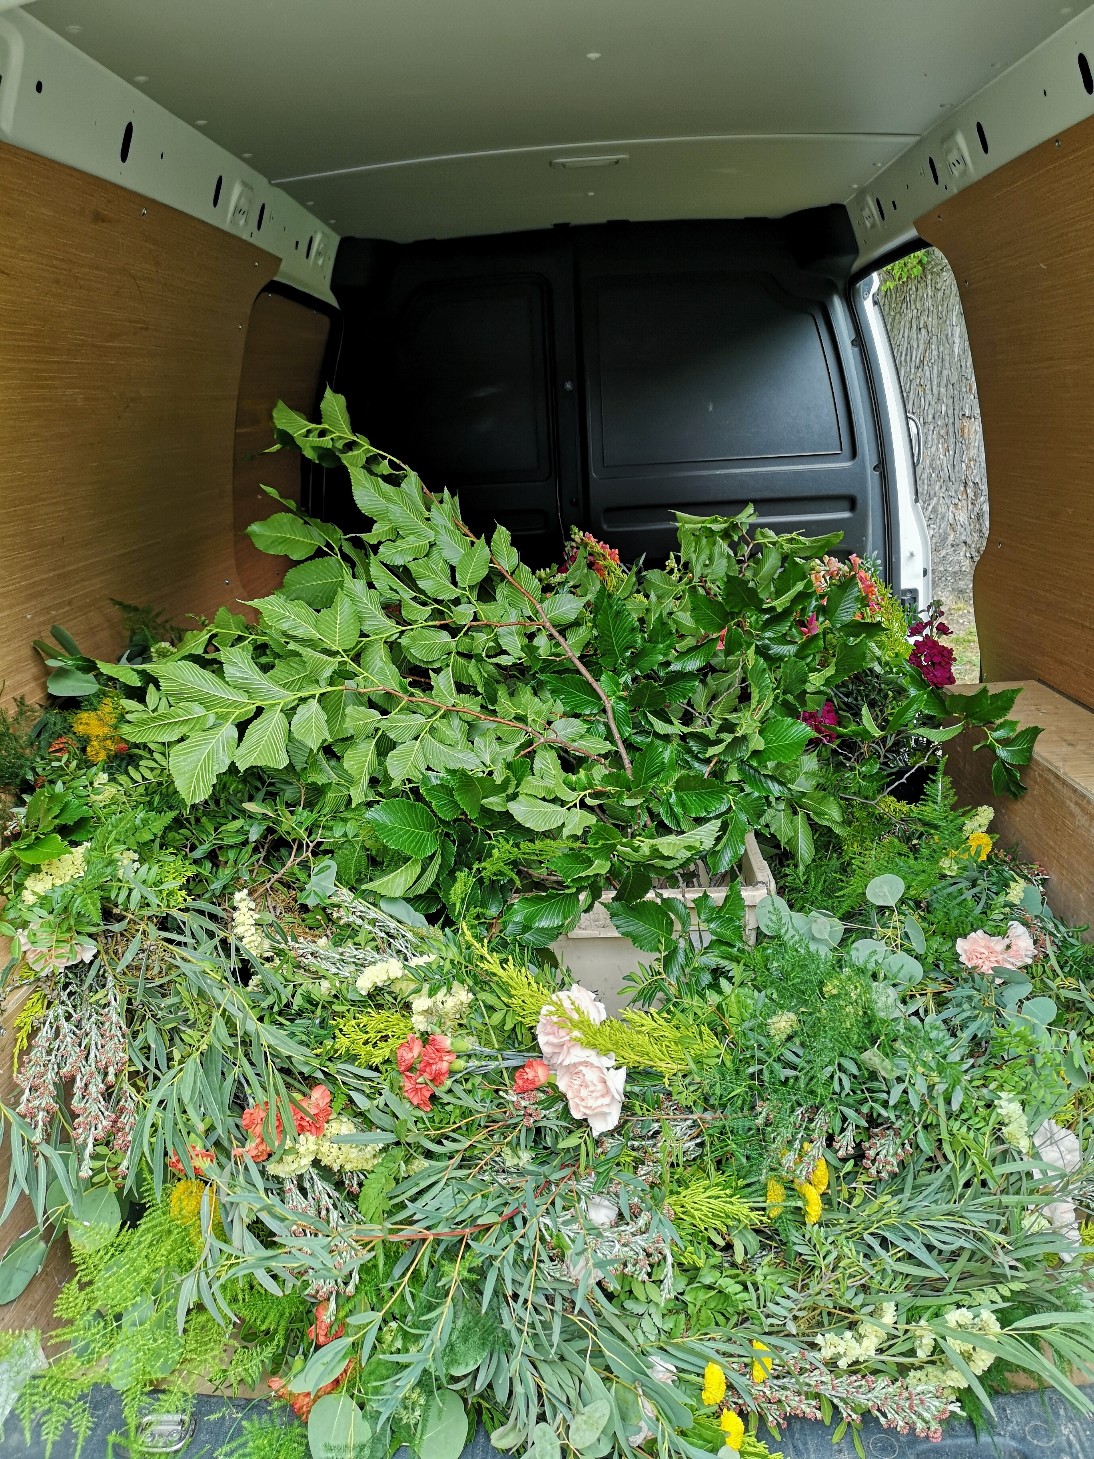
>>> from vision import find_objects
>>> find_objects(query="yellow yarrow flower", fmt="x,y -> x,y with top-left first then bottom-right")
765,1178 -> 785,1217
810,1156 -> 829,1194
796,1180 -> 822,1224
966,832 -> 992,861
701,1362 -> 727,1406
168,1179 -> 215,1234
719,1411 -> 744,1450
750,1341 -> 772,1384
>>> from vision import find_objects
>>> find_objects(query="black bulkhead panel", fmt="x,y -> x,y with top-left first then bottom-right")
332,216 -> 884,569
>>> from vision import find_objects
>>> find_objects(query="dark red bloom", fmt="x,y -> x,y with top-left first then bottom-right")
800,701 -> 839,743
909,635 -> 956,688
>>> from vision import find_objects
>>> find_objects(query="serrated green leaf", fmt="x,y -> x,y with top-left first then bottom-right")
366,801 -> 441,859
758,716 -> 814,762
246,512 -> 326,561
169,722 -> 238,804
490,524 -> 519,572
122,704 -> 215,744
319,388 -> 353,437
364,859 -> 423,896
595,596 -> 639,668
401,627 -> 452,666
152,660 -> 253,712
235,709 -> 290,771
508,796 -> 567,832
608,898 -> 676,952
455,536 -> 491,589
502,891 -> 580,946
13,834 -> 71,865
316,592 -> 361,652
387,737 -> 428,783
220,646 -> 295,703
291,699 -> 331,751
282,555 -> 348,608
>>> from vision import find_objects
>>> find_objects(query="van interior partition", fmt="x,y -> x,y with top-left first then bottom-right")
330,217 -> 887,570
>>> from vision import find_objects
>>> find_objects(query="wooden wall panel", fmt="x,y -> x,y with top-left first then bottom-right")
233,291 -> 331,600
947,682 -> 1094,935
917,116 -> 1094,712
0,139 -> 279,703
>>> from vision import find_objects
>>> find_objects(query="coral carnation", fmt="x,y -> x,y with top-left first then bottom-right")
514,1057 -> 550,1093
402,1072 -> 433,1112
396,1036 -> 424,1073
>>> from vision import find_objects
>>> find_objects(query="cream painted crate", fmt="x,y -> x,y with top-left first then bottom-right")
550,831 -> 776,1011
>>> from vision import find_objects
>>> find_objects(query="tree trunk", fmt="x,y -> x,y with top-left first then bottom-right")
878,251 -> 988,607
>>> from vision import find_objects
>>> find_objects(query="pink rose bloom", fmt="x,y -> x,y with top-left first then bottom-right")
999,921 -> 1035,969
955,929 -> 1010,975
536,984 -> 607,1070
555,1053 -> 626,1135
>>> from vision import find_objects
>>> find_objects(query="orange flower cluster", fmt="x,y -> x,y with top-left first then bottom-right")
396,1034 -> 456,1112
237,1084 -> 332,1161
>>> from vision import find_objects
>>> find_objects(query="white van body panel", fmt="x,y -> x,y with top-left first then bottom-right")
860,278 -> 932,611
0,8 -> 338,300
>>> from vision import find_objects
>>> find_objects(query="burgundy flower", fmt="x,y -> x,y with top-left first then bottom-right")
800,701 -> 839,743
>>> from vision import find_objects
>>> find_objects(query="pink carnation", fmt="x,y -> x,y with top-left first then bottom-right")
956,922 -> 1036,975
536,985 -> 607,1070
555,1053 -> 627,1135
999,921 -> 1036,969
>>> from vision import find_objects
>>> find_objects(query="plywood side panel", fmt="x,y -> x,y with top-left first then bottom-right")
916,116 -> 1094,712
947,682 -> 1094,935
0,139 -> 279,703
233,292 -> 331,601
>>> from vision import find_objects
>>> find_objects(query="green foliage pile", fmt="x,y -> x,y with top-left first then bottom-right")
14,389 -> 1029,952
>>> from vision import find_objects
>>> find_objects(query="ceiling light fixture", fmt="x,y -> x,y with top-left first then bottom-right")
551,154 -> 627,169
585,52 -> 602,61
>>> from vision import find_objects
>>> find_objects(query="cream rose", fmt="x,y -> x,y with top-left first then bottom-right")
555,1052 -> 626,1135
536,984 -> 607,1070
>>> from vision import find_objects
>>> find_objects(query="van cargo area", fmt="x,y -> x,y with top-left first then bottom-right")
1,4 -> 1094,1458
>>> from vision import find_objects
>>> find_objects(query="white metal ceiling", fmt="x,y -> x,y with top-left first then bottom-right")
23,0 -> 1094,242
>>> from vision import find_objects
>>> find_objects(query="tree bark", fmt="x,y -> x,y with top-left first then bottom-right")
878,251 -> 988,606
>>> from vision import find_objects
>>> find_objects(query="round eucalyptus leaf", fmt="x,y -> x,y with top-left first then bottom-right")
850,938 -> 889,966
568,1400 -> 611,1452
1019,996 -> 1058,1027
755,894 -> 791,936
999,980 -> 1032,1010
0,1232 -> 48,1305
67,1186 -> 122,1253
885,951 -> 923,984
866,874 -> 905,907
309,1393 -> 372,1459
808,913 -> 845,947
531,1423 -> 562,1459
416,1390 -> 467,1459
